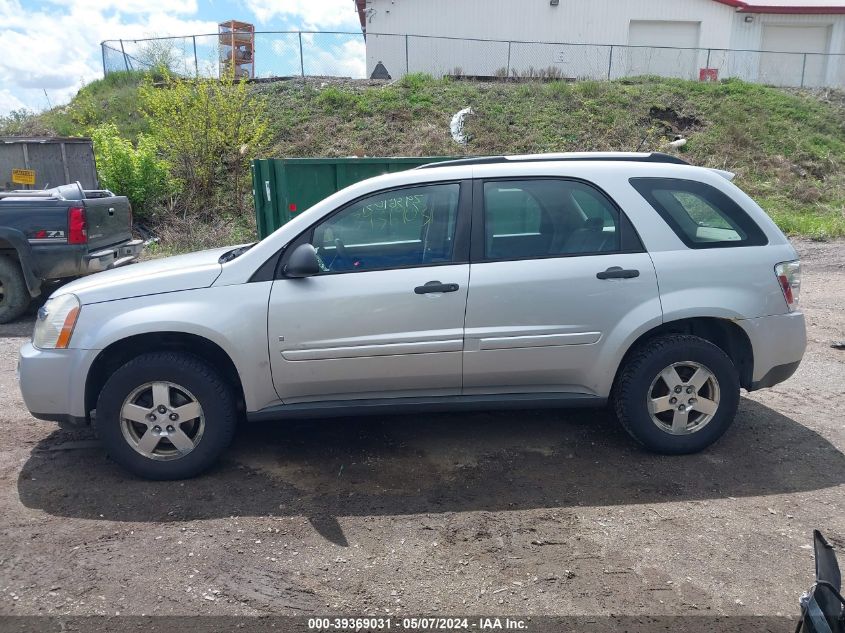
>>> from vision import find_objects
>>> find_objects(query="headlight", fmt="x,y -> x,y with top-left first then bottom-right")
33,294 -> 81,349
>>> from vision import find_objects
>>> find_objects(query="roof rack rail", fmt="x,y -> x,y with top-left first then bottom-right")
417,152 -> 690,169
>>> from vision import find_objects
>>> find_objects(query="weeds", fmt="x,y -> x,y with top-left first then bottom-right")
144,213 -> 258,257
7,74 -> 845,244
140,72 -> 269,218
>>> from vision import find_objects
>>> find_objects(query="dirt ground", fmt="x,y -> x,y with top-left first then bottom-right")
0,240 -> 842,622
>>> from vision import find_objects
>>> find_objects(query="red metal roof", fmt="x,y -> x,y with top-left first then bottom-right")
712,0 -> 845,13
355,0 -> 366,33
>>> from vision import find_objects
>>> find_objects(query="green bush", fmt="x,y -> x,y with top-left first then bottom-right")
399,73 -> 434,90
91,123 -> 170,220
316,86 -> 360,112
140,72 -> 269,218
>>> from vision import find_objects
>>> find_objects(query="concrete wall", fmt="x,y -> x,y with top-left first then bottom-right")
362,0 -> 845,87
729,12 -> 845,86
363,0 -> 734,78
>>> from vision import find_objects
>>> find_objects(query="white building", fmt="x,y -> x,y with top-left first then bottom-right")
354,0 -> 845,87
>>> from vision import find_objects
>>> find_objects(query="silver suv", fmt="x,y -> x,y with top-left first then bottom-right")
18,153 -> 806,479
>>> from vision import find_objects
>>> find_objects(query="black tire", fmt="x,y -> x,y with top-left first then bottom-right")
613,334 -> 740,454
0,256 -> 30,324
96,352 -> 237,480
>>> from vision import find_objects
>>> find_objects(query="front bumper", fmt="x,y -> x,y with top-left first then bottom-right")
738,310 -> 807,391
87,239 -> 145,273
18,342 -> 98,424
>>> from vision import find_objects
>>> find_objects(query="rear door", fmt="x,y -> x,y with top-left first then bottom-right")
268,180 -> 471,403
82,195 -> 132,249
463,177 -> 662,397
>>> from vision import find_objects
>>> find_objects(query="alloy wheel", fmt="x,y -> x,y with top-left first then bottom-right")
647,361 -> 721,435
119,381 -> 205,461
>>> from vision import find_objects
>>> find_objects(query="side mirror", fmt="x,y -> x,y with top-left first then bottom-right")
283,243 -> 321,278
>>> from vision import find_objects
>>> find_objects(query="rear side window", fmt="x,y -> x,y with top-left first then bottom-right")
481,179 -> 641,261
630,178 -> 767,248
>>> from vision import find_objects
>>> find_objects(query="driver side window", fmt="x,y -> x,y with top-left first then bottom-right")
310,183 -> 460,273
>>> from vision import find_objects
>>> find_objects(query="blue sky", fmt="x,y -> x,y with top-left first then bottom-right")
0,0 -> 364,115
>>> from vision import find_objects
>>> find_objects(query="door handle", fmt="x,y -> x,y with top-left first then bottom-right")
108,207 -> 115,216
415,281 -> 460,294
596,266 -> 640,280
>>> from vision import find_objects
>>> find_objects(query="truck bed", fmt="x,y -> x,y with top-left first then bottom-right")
0,182 -> 142,286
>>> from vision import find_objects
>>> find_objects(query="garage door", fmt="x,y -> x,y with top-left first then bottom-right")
626,21 -> 702,80
760,25 -> 831,87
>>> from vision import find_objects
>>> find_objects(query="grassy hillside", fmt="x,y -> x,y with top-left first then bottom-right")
3,71 -> 149,139
5,72 -> 845,240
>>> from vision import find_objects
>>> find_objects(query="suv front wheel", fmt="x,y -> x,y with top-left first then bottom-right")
96,352 -> 237,479
613,334 -> 740,454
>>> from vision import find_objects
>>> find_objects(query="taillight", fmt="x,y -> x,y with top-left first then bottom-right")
68,206 -> 87,244
775,260 -> 801,311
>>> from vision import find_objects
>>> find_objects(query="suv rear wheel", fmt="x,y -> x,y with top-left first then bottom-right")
0,257 -> 30,324
96,352 -> 237,479
613,334 -> 740,454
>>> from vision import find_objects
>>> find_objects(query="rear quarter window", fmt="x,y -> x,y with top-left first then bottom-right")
629,177 -> 768,248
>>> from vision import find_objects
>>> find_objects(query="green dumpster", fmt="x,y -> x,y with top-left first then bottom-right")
251,156 -> 459,239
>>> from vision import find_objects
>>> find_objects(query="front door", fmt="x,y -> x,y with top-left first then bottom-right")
463,177 -> 662,396
268,181 -> 471,403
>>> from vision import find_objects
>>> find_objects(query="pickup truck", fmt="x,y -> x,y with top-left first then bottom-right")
0,182 -> 143,323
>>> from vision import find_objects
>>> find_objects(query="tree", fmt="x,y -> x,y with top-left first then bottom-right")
140,72 -> 269,218
137,38 -> 181,75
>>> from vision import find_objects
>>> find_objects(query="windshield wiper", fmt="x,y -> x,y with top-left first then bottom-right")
218,243 -> 256,263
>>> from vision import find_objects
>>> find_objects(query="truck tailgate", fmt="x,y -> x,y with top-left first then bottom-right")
83,196 -> 132,249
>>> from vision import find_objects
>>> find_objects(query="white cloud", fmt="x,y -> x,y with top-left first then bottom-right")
0,0 -> 366,115
319,38 -> 366,78
43,0 -> 199,15
0,88 -> 27,114
269,34 -> 365,78
245,0 -> 360,29
0,0 -> 218,114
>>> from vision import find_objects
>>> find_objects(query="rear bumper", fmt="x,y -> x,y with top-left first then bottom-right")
738,311 -> 806,391
31,239 -> 145,280
750,360 -> 801,391
18,342 -> 96,422
87,239 -> 144,273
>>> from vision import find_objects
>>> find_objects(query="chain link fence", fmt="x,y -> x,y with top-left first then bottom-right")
102,31 -> 845,90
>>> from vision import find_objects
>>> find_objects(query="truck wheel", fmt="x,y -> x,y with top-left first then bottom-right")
613,334 -> 740,454
96,352 -> 237,480
0,257 -> 30,324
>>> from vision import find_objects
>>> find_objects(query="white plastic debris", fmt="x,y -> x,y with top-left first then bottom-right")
450,107 -> 474,145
